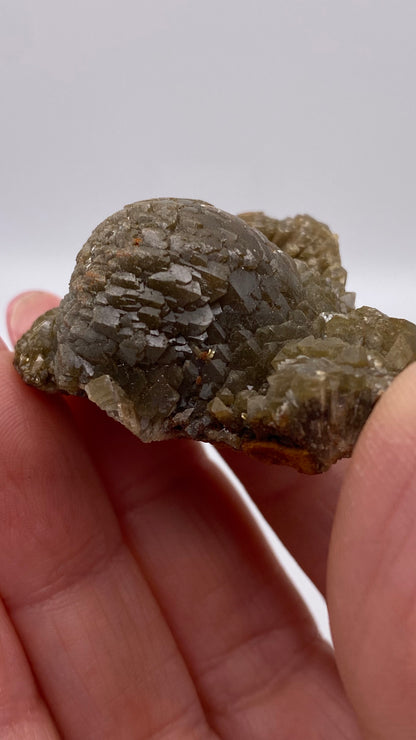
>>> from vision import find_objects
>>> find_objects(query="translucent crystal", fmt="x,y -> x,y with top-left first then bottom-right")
14,198 -> 416,473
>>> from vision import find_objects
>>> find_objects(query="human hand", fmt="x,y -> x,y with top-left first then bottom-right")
1,291 -> 415,739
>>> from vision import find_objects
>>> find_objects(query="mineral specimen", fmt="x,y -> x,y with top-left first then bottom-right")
14,198 -> 416,473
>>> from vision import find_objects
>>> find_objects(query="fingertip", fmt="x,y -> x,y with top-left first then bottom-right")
329,362 -> 416,597
7,291 -> 60,345
328,362 -> 416,735
345,361 -> 416,505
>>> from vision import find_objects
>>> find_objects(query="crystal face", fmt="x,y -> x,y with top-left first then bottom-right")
14,198 -> 416,473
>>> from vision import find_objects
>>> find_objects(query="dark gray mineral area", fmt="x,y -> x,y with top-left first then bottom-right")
14,198 -> 416,473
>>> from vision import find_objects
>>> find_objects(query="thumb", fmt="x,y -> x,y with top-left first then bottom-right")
328,362 -> 416,740
7,291 -> 60,345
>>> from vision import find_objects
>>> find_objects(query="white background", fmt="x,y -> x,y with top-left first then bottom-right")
1,0 -> 416,640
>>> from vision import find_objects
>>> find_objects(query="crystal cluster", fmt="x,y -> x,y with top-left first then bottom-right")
14,198 -> 416,472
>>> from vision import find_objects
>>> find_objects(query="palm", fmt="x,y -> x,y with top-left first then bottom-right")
1,293 -> 416,739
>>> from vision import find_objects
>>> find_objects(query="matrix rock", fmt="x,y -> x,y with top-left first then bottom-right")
14,198 -> 416,472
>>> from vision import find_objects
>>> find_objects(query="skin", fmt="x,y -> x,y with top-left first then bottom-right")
1,292 -> 416,739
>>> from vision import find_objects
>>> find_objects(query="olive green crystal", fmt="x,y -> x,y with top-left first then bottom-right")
14,198 -> 416,473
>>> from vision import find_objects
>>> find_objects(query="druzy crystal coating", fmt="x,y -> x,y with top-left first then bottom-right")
14,198 -> 416,473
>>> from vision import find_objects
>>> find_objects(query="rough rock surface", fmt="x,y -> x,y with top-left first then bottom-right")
14,198 -> 416,473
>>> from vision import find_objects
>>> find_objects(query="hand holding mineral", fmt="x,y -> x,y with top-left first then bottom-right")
4,289 -> 416,736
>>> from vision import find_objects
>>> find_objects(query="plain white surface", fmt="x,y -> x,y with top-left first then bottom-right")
1,0 -> 415,641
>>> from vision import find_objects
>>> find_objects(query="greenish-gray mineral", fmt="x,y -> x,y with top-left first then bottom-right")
14,198 -> 416,473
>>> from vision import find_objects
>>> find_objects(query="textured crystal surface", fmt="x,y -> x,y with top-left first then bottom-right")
14,198 -> 416,472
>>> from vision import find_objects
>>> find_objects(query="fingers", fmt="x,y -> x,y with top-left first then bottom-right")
6,291 -> 358,736
221,450 -> 348,595
0,353 -> 211,737
72,400 -> 360,737
0,295 -> 62,736
0,598 -> 60,738
328,363 -> 416,739
7,291 -> 60,345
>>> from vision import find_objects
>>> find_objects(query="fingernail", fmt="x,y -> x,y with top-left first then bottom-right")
7,291 -> 60,345
0,337 -> 7,352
